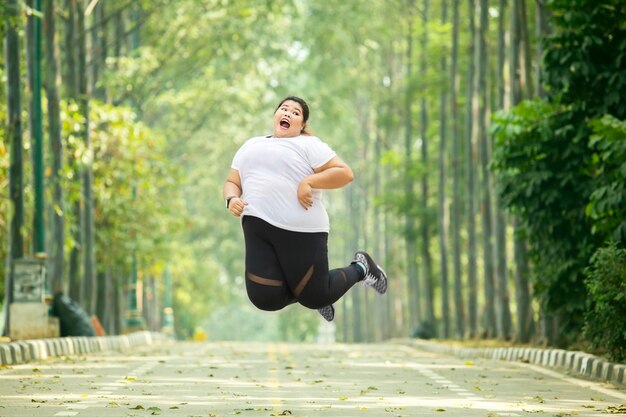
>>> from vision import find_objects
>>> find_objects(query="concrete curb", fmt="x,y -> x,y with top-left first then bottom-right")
402,339 -> 626,387
0,331 -> 165,366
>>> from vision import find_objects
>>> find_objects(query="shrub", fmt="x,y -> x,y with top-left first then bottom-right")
583,242 -> 626,362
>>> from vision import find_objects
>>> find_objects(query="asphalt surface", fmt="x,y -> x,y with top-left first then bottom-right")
1,340 -> 625,417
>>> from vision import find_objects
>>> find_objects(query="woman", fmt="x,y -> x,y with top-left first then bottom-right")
223,96 -> 387,321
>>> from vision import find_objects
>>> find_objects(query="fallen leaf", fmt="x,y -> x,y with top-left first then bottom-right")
606,405 -> 626,414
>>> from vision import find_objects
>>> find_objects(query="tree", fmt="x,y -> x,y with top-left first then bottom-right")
465,0 -> 479,337
419,0 -> 435,333
44,0 -> 64,294
509,0 -> 534,344
494,0 -> 512,340
65,0 -> 81,302
450,0 -> 465,339
77,0 -> 96,314
492,0 -> 626,345
437,0 -> 450,339
404,0 -> 422,331
3,0 -> 25,336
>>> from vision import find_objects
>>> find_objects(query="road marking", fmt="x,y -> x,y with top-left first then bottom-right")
65,405 -> 89,410
417,368 -> 481,402
267,343 -> 284,410
54,412 -> 78,416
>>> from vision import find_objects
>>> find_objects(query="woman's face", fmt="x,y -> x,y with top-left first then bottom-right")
273,100 -> 305,138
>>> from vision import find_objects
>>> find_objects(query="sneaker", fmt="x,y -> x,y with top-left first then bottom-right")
353,251 -> 388,294
317,304 -> 335,322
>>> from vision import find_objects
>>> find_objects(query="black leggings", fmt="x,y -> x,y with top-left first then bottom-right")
242,216 -> 363,311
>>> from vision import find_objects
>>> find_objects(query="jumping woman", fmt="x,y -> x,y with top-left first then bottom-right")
223,96 -> 388,321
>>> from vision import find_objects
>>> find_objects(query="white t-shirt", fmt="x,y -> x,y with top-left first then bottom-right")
231,135 -> 337,233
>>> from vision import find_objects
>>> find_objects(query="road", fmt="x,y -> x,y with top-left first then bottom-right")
1,340 -> 625,417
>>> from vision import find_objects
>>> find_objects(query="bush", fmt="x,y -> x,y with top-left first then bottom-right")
583,242 -> 626,362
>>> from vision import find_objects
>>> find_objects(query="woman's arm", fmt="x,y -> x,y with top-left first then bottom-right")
297,156 -> 354,209
307,156 -> 354,189
224,168 -> 247,217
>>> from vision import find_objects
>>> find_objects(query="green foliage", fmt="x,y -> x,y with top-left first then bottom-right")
491,0 -> 626,345
90,101 -> 184,273
491,100 -> 597,338
587,115 -> 626,243
583,242 -> 626,362
544,0 -> 626,119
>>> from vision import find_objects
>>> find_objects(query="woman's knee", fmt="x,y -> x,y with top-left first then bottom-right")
249,294 -> 286,311
246,283 -> 289,311
297,292 -> 328,310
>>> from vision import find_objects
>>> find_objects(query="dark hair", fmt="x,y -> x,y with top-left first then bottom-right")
276,96 -> 311,135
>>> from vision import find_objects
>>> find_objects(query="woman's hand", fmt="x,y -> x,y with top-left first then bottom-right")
297,180 -> 313,210
228,197 -> 248,217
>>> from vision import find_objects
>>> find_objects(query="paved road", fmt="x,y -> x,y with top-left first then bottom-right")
0,341 -> 625,417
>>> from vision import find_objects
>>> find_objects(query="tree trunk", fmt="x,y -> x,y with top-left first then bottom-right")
90,1 -> 107,101
44,0 -> 65,295
62,0 -> 78,97
65,0 -> 82,303
77,0 -> 97,314
510,0 -> 535,343
465,0 -> 479,338
4,0 -> 26,336
114,6 -> 125,58
495,0 -> 512,340
26,0 -> 46,257
438,0 -> 451,339
103,267 -> 115,334
374,109 -> 389,340
114,273 -> 125,335
450,0 -> 465,339
96,268 -> 107,325
419,0 -> 435,332
534,0 -> 550,98
477,0 -> 496,338
513,220 -> 534,343
349,185 -> 364,342
518,0 -> 533,99
405,0 -> 421,331
358,104 -> 374,341
382,83 -> 397,338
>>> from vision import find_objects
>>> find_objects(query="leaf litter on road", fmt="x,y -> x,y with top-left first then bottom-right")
605,404 -> 626,414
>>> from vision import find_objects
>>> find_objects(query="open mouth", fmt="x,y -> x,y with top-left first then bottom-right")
279,119 -> 291,129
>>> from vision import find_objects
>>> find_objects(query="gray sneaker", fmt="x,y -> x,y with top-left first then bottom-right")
354,251 -> 388,294
317,305 -> 335,322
